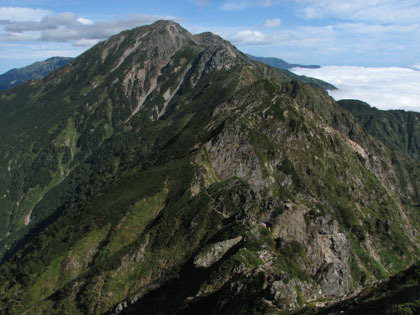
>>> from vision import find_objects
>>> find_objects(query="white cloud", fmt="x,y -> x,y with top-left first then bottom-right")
293,0 -> 420,24
5,12 -> 80,32
223,24 -> 335,48
0,42 -> 84,64
335,22 -> 420,35
212,1 -> 420,67
264,18 -> 281,27
0,7 -> 52,22
219,0 -> 274,11
77,17 -> 94,25
290,66 -> 420,112
0,8 -> 181,73
230,29 -> 267,45
0,10 -> 178,46
0,32 -> 41,42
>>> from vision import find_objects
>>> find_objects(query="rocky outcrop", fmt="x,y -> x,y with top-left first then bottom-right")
205,126 -> 269,192
273,205 -> 351,297
194,236 -> 243,268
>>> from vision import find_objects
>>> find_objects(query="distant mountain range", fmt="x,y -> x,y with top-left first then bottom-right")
246,54 -> 321,70
0,57 -> 73,90
247,54 -> 335,90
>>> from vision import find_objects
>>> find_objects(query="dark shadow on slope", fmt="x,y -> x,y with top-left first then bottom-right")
118,240 -> 245,315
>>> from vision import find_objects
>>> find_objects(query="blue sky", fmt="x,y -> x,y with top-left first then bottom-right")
1,0 -> 420,73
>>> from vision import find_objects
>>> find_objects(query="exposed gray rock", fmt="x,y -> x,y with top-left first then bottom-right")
205,125 -> 268,192
306,216 -> 351,297
273,204 -> 352,298
194,236 -> 243,268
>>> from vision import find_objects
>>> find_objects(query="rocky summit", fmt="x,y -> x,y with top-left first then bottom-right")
0,21 -> 419,314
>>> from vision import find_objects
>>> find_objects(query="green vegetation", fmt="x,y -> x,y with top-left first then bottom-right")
339,99 -> 420,161
275,240 -> 311,282
0,57 -> 73,91
246,54 -> 336,90
0,21 -> 420,315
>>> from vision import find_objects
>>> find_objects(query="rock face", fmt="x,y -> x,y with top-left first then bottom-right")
273,206 -> 351,297
194,236 -> 243,268
331,263 -> 420,314
0,21 -> 419,315
206,126 -> 268,192
310,217 -> 351,297
338,99 -> 420,161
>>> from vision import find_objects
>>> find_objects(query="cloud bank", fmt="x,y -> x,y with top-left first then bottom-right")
0,7 -> 52,21
290,66 -> 420,112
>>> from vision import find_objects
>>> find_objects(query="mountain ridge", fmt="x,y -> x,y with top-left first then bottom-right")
0,20 -> 419,314
246,54 -> 321,70
0,57 -> 73,91
338,99 -> 420,161
246,54 -> 336,90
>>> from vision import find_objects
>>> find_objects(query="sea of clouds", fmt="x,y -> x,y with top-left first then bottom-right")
290,65 -> 420,112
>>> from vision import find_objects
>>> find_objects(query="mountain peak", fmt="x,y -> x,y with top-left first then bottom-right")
97,20 -> 195,67
148,19 -> 193,40
148,20 -> 227,47
60,20 -> 247,122
150,19 -> 183,28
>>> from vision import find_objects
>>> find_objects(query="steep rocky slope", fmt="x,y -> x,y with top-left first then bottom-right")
302,262 -> 420,314
0,57 -> 73,91
0,21 -> 419,314
338,99 -> 420,161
